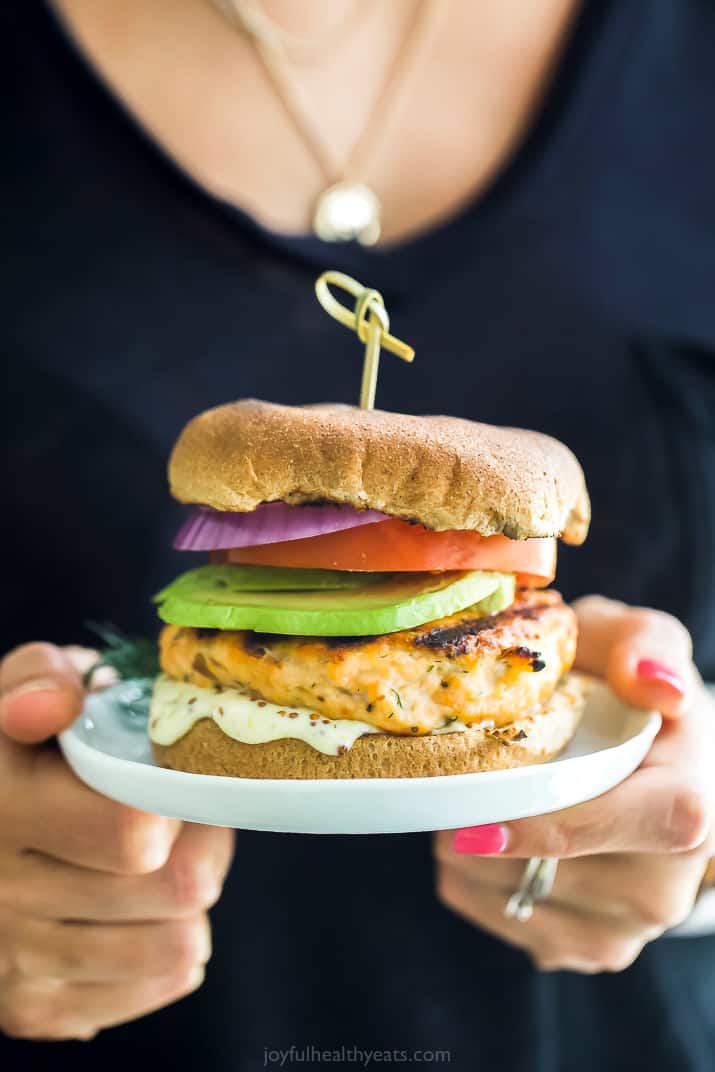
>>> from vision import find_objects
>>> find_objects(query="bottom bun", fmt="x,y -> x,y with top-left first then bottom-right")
151,673 -> 592,780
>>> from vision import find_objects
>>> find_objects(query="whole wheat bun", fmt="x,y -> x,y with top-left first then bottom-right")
151,673 -> 591,780
169,400 -> 590,544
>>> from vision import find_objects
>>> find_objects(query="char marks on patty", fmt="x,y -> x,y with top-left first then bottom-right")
413,598 -> 543,656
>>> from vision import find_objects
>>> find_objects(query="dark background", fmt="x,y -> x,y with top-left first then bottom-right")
2,1 -> 715,1070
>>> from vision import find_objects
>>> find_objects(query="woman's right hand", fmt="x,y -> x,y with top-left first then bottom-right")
0,642 -> 235,1041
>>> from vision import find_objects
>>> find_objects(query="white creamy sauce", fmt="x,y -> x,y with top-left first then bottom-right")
149,676 -> 477,754
149,674 -> 379,755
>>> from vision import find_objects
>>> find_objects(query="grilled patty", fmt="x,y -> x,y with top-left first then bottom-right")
159,588 -> 577,734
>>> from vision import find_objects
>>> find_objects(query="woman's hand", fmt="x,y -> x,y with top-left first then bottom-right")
0,642 -> 235,1040
434,597 -> 714,973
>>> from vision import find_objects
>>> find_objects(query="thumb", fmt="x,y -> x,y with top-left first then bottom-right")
574,596 -> 695,719
0,642 -> 85,743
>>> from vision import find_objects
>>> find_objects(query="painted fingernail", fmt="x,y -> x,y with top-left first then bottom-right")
637,659 -> 685,697
453,824 -> 510,855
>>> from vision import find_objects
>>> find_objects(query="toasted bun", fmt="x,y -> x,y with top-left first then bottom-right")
169,400 -> 590,543
151,673 -> 591,780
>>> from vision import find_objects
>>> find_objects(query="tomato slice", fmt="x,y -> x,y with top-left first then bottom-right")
212,519 -> 556,586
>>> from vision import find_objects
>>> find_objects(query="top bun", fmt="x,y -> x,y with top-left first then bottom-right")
169,400 -> 590,544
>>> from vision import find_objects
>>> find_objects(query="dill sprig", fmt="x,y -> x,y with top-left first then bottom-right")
83,622 -> 159,688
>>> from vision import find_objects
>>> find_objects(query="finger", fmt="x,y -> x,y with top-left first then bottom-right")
434,833 -> 705,930
63,646 -> 118,692
453,766 -> 709,859
436,865 -> 649,973
0,643 -> 84,742
7,911 -> 211,983
608,608 -> 694,718
436,830 -> 633,914
573,596 -> 694,717
547,851 -> 707,929
1,824 -> 235,922
161,823 -> 235,918
642,688 -> 715,778
0,969 -> 205,1041
3,746 -> 181,872
73,968 -> 206,1034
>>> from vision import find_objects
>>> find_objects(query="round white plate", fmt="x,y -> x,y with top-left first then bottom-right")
59,683 -> 661,835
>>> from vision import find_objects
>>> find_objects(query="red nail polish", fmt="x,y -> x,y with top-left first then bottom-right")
637,659 -> 685,697
453,824 -> 509,855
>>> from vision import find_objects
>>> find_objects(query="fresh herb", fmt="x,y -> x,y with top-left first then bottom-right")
82,622 -> 159,688
390,688 -> 403,709
426,664 -> 434,673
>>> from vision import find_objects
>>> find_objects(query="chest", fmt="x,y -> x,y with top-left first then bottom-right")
50,0 -> 580,243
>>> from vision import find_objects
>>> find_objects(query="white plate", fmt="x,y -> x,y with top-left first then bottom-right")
59,683 -> 661,835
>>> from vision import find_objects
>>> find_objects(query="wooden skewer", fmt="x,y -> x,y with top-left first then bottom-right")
314,270 -> 414,410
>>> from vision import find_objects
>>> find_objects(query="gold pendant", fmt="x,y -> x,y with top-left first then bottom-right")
312,181 -> 382,246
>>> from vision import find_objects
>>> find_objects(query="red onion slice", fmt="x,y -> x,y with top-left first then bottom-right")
173,503 -> 389,551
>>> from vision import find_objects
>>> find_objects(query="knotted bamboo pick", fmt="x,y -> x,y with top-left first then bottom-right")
314,270 -> 414,409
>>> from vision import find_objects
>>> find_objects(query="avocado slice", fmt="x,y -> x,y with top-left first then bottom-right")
155,569 -> 515,636
154,564 -> 387,603
465,578 -> 517,617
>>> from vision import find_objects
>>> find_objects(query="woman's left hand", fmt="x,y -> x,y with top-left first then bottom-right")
433,596 -> 715,973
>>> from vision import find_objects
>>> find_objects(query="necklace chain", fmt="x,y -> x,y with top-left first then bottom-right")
208,0 -> 448,243
211,0 -> 377,59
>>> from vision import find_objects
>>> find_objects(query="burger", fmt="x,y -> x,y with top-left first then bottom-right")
149,400 -> 591,779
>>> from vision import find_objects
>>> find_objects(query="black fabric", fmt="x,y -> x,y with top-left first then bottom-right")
2,0 -> 715,1068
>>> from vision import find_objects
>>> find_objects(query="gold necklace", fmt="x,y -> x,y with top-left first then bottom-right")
210,0 -> 447,245
211,0 -> 378,61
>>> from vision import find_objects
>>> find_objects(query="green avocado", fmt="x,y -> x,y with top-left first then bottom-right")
465,578 -> 517,617
154,564 -> 387,603
155,567 -> 515,636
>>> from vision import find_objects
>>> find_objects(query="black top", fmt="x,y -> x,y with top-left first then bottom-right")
2,1 -> 715,1069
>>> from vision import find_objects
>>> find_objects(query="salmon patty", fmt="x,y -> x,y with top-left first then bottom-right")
159,588 -> 577,734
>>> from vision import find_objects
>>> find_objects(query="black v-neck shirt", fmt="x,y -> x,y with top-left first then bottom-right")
2,2 -> 715,1069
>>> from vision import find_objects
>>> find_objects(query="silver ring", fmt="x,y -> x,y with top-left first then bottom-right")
504,857 -> 559,922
